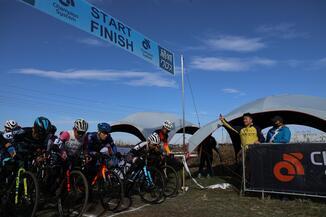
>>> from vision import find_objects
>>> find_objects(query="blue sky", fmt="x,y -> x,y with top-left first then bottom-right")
0,0 -> 325,142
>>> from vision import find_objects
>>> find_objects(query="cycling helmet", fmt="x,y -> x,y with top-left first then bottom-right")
97,123 -> 111,133
34,117 -> 52,136
148,133 -> 161,145
163,120 -> 174,131
4,120 -> 18,132
74,119 -> 88,132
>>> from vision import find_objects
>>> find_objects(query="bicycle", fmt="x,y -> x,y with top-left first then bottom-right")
148,153 -> 179,198
83,153 -> 123,212
0,158 -> 39,217
33,150 -> 89,217
117,151 -> 165,208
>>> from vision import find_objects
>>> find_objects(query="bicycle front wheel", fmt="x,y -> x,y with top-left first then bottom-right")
139,167 -> 165,204
58,170 -> 89,217
98,170 -> 123,212
7,171 -> 40,217
161,165 -> 179,197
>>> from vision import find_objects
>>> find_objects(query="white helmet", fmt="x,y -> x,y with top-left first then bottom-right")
74,119 -> 89,132
4,120 -> 18,132
148,133 -> 161,145
163,120 -> 174,131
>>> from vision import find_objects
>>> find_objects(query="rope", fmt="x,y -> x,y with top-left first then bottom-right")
185,69 -> 201,127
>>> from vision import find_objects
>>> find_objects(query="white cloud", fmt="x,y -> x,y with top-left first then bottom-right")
221,88 -> 246,97
310,57 -> 326,70
257,23 -> 308,39
206,36 -> 265,52
77,38 -> 110,47
191,57 -> 276,72
15,68 -> 177,88
222,88 -> 240,94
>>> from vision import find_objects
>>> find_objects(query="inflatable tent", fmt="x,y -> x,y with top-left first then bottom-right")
188,95 -> 326,154
111,112 -> 199,142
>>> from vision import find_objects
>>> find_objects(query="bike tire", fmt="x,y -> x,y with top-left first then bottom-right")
99,170 -> 124,212
58,170 -> 89,217
161,165 -> 179,197
139,167 -> 165,204
5,171 -> 40,217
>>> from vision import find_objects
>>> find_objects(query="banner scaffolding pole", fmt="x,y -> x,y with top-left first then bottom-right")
181,54 -> 187,192
181,55 -> 186,147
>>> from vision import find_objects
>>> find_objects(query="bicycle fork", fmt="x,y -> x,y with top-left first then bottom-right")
143,166 -> 153,187
15,168 -> 28,204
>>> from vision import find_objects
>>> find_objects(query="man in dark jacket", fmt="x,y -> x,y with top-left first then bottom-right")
198,135 -> 219,178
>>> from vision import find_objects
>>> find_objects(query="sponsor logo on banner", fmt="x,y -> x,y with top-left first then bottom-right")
53,0 -> 79,22
59,0 -> 75,7
273,152 -> 305,182
141,38 -> 154,61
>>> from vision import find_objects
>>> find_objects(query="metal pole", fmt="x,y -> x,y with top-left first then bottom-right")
181,55 -> 186,192
181,55 -> 186,146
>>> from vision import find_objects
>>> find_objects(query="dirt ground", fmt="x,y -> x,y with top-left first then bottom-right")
117,181 -> 326,217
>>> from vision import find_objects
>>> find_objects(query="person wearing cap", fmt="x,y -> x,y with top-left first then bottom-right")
266,116 -> 291,144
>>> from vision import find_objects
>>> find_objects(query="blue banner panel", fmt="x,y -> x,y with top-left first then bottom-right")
21,0 -> 175,75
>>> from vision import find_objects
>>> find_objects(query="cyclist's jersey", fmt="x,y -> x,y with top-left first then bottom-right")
154,129 -> 171,155
10,127 -> 54,153
59,130 -> 87,157
130,141 -> 147,156
86,132 -> 117,156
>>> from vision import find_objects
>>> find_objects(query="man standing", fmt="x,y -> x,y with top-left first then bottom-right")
219,113 -> 265,161
197,135 -> 219,178
266,116 -> 291,144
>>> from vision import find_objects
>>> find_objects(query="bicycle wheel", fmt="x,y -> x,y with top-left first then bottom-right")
139,167 -> 165,204
161,165 -> 179,197
98,170 -> 123,212
58,170 -> 89,217
6,171 -> 40,217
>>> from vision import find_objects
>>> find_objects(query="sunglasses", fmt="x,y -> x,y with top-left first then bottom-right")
100,131 -> 109,135
77,131 -> 86,136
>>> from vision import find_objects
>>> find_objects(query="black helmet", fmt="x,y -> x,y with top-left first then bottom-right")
33,116 -> 52,136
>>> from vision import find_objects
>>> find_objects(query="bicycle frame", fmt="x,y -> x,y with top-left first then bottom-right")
15,167 -> 28,204
91,163 -> 109,186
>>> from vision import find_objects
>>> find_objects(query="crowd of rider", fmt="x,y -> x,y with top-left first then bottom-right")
0,117 -> 176,189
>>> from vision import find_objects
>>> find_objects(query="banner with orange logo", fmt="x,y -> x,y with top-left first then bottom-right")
247,143 -> 326,196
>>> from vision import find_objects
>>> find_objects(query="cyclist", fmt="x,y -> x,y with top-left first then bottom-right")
154,120 -> 174,156
9,117 -> 54,156
3,120 -> 20,133
153,121 -> 183,171
129,133 -> 161,165
84,122 -> 117,179
0,131 -> 16,169
86,122 -> 117,158
56,119 -> 89,165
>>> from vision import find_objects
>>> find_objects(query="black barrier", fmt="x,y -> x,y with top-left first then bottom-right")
247,143 -> 326,196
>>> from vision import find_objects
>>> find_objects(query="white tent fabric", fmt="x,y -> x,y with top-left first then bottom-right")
112,112 -> 198,142
188,95 -> 326,152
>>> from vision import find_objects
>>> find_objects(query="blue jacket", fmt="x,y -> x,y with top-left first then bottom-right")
266,126 -> 291,143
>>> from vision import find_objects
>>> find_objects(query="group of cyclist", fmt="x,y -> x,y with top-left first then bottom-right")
0,117 -> 177,217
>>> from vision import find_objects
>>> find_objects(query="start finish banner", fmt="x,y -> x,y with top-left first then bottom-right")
248,143 -> 326,196
21,0 -> 175,75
